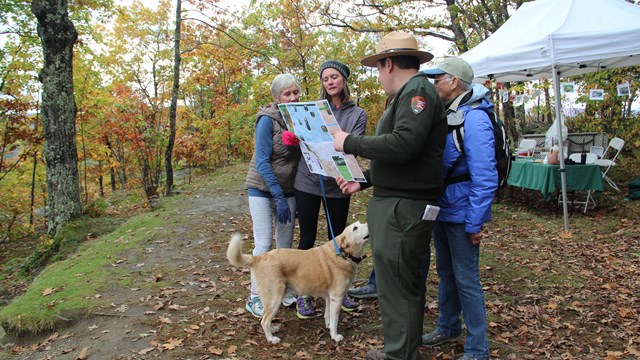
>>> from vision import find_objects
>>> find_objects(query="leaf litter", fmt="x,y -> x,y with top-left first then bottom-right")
3,176 -> 639,359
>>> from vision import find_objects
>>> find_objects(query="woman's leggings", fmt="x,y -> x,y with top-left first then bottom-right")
294,189 -> 350,250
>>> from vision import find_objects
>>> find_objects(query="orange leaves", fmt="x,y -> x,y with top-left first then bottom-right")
227,344 -> 238,356
183,324 -> 200,334
558,231 -> 573,239
161,338 -> 183,350
207,344 -> 237,356
618,307 -> 635,319
207,346 -> 224,355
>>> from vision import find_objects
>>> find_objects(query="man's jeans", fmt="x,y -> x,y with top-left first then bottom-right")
433,221 -> 489,359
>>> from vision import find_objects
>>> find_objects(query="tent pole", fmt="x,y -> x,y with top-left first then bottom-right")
552,64 -> 570,231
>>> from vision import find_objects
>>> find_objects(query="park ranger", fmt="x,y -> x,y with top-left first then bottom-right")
333,31 -> 447,360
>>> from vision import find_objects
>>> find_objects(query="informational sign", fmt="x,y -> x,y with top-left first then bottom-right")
278,100 -> 366,182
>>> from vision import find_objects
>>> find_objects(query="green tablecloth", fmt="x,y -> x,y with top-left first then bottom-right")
508,160 -> 604,200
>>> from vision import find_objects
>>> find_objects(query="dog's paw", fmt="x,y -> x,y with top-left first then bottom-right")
267,336 -> 281,344
332,334 -> 344,342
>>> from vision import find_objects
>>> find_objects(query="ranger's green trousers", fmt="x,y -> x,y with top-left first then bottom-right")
367,196 -> 434,360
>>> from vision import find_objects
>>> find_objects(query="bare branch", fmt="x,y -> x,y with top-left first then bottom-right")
182,17 -> 274,64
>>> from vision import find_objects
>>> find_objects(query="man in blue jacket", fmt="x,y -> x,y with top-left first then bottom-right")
422,57 -> 497,360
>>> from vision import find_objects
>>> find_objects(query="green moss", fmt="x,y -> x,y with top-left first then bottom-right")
0,213 -> 164,334
19,215 -> 125,275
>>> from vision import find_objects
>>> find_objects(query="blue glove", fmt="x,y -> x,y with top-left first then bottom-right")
275,197 -> 291,224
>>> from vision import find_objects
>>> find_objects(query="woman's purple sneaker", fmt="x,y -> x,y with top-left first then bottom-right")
341,295 -> 360,312
296,296 -> 315,319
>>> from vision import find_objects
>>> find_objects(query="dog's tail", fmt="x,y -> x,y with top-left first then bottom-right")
226,233 -> 253,268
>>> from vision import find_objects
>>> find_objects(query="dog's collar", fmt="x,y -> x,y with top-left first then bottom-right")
339,251 -> 367,264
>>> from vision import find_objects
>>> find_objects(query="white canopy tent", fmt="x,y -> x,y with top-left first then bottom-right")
460,0 -> 640,231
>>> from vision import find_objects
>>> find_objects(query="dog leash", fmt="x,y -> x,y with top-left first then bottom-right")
318,175 -> 341,256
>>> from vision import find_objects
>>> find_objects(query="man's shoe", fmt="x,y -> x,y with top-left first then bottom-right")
458,355 -> 489,360
365,349 -> 385,360
282,293 -> 297,307
347,283 -> 378,299
245,296 -> 264,318
341,295 -> 360,312
421,329 -> 462,347
296,296 -> 315,319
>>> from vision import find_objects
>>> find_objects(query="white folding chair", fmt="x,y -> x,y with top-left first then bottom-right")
584,137 -> 624,212
596,137 -> 624,192
516,139 -> 537,157
589,145 -> 604,159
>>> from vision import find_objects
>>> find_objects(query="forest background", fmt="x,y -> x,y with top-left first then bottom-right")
1,0 -> 640,321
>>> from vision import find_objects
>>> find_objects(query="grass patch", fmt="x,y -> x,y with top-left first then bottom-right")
1,202 -> 138,308
21,216 -> 127,273
0,210 -> 167,334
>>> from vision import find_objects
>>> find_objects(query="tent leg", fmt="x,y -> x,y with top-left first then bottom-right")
551,62 -> 570,231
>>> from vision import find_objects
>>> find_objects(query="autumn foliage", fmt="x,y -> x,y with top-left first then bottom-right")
1,0 -> 639,316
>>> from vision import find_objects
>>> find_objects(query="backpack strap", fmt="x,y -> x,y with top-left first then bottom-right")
444,153 -> 471,187
444,91 -> 474,186
448,90 -> 471,114
452,126 -> 465,154
447,92 -> 477,153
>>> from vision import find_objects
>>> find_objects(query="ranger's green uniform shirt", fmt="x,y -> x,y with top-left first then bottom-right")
343,73 -> 446,201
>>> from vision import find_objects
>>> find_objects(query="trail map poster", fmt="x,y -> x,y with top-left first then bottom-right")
278,100 -> 366,182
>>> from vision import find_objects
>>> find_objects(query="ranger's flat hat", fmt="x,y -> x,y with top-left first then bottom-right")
361,31 -> 434,67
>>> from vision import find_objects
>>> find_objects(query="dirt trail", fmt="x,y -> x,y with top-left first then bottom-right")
3,183 -> 258,360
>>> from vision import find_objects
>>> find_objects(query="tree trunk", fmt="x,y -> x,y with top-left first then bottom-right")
98,160 -> 104,197
31,0 -> 82,236
502,82 -> 519,143
543,85 -> 552,123
165,0 -> 181,196
30,149 -> 38,225
103,136 -> 117,191
79,114 -> 88,204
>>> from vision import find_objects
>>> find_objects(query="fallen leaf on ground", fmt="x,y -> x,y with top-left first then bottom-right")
42,288 -> 55,296
559,231 -> 573,239
208,346 -> 223,355
76,347 -> 89,359
162,338 -> 183,350
138,347 -> 154,355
